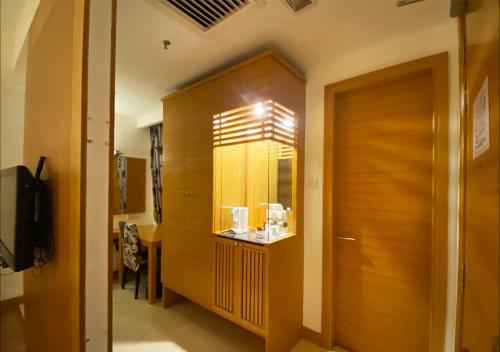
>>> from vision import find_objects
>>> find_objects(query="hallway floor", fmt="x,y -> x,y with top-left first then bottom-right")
113,283 -> 335,352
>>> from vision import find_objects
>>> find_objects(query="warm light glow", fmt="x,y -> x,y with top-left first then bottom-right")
253,103 -> 265,117
282,118 -> 294,128
213,100 -> 297,147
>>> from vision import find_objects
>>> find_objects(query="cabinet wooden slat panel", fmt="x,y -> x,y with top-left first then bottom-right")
214,239 -> 234,314
239,245 -> 265,330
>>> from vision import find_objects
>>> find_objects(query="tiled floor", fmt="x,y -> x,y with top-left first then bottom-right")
0,301 -> 26,352
1,282 -> 345,352
113,283 -> 340,352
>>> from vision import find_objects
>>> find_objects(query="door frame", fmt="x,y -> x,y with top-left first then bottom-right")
107,0 -> 117,351
321,53 -> 449,351
454,15 -> 467,351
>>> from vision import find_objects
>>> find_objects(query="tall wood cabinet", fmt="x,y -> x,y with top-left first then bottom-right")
161,51 -> 305,352
162,82 -> 214,308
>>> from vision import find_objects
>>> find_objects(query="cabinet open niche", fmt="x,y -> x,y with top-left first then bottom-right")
213,99 -> 298,244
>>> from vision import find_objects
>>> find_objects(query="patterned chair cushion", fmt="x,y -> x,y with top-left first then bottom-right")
122,223 -> 143,272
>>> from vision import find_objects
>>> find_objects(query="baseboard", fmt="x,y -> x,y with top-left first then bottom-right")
301,326 -> 322,347
0,295 -> 24,308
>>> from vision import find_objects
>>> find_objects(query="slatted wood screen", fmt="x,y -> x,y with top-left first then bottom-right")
214,240 -> 234,314
239,246 -> 265,329
213,100 -> 297,147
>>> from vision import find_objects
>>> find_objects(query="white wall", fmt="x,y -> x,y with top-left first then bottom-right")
0,82 -> 26,301
0,0 -> 28,299
85,0 -> 112,349
302,21 -> 460,352
113,113 -> 155,227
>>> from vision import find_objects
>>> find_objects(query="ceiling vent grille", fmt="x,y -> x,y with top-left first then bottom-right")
283,0 -> 314,12
162,0 -> 250,31
396,0 -> 425,6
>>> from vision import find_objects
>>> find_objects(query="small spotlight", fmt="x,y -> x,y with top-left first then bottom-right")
283,119 -> 294,128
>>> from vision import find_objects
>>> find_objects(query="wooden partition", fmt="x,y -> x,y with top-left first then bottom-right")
161,51 -> 305,352
22,0 -> 88,351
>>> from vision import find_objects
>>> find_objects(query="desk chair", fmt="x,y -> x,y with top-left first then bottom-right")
119,222 -> 148,299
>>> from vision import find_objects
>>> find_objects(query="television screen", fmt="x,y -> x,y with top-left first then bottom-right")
0,166 -> 35,271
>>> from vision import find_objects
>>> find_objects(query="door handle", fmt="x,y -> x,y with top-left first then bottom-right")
336,235 -> 356,241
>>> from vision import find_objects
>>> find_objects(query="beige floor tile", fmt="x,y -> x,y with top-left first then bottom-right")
113,283 -> 339,352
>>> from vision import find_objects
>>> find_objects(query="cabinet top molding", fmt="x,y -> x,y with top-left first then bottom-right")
161,50 -> 305,102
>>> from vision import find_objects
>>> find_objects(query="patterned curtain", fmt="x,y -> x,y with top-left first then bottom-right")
149,124 -> 163,224
117,154 -> 127,213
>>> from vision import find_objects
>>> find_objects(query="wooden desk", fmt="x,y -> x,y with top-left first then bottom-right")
113,224 -> 161,305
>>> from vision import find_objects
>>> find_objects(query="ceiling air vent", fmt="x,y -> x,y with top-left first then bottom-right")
283,0 -> 314,13
397,0 -> 425,6
161,0 -> 250,31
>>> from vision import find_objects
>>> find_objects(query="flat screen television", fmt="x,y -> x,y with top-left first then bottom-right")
0,166 -> 35,271
0,157 -> 51,271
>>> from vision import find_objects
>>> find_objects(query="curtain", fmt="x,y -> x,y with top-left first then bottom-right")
117,153 -> 127,213
149,124 -> 163,224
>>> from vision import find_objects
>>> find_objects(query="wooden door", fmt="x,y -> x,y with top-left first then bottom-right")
214,237 -> 236,317
328,59 -> 448,352
162,83 -> 215,307
181,83 -> 214,307
459,0 -> 500,351
162,92 -> 187,293
236,242 -> 266,335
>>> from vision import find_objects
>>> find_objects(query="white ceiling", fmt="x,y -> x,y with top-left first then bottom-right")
116,0 -> 452,124
1,0 -> 453,124
1,0 -> 39,88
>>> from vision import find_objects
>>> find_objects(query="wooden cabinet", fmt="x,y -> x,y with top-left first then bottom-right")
161,51 -> 305,352
238,243 -> 266,333
214,237 -> 266,335
214,238 -> 236,316
213,235 -> 303,351
162,83 -> 214,308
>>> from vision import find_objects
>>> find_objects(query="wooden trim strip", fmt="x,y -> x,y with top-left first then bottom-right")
454,15 -> 467,352
0,295 -> 24,308
107,0 -> 117,351
79,1 -> 91,349
301,326 -> 322,347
